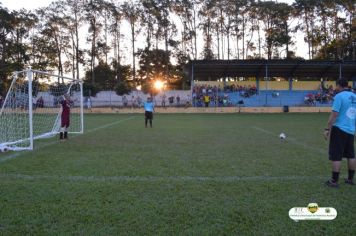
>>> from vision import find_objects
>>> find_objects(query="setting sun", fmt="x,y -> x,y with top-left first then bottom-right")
154,80 -> 164,90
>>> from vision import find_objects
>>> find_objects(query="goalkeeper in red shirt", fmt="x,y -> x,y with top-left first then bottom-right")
60,94 -> 71,140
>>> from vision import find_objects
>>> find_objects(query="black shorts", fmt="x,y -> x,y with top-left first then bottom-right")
145,111 -> 153,120
329,126 -> 355,161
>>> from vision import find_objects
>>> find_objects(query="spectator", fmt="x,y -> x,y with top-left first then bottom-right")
218,96 -> 224,107
185,94 -> 191,108
223,95 -> 228,107
37,96 -> 44,108
53,97 -> 58,107
131,96 -> 135,108
192,92 -> 196,107
204,94 -> 210,107
169,96 -> 174,106
122,95 -> 128,108
304,84 -> 336,106
176,95 -> 180,107
192,83 -> 258,107
304,93 -> 315,105
137,96 -> 142,108
85,97 -> 92,109
161,94 -> 166,107
211,95 -> 218,107
32,97 -> 36,109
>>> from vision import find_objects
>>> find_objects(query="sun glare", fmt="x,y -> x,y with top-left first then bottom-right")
154,80 -> 164,90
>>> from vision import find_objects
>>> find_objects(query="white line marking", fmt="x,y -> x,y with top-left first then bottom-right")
252,126 -> 275,135
0,116 -> 137,163
0,173 -> 326,183
252,126 -> 327,155
85,116 -> 137,134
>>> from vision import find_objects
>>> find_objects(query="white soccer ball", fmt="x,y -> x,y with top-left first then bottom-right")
0,146 -> 9,153
279,133 -> 287,139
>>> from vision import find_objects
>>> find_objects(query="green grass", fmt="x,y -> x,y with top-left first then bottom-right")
1,113 -> 356,235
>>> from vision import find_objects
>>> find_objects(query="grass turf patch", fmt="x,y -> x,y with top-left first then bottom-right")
0,113 -> 355,235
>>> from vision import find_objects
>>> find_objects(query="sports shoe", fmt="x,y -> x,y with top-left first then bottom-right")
325,179 -> 339,188
345,179 -> 355,185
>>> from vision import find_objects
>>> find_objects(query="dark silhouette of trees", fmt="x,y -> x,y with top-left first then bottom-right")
0,0 -> 354,94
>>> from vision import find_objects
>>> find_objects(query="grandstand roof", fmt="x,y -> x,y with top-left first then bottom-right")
186,60 -> 356,80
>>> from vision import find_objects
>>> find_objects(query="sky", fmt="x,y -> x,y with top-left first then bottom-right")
0,0 -> 54,10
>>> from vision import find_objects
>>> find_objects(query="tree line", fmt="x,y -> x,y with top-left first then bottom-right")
0,0 -> 355,96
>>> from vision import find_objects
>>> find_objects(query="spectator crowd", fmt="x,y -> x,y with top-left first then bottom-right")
304,84 -> 335,105
192,84 -> 258,107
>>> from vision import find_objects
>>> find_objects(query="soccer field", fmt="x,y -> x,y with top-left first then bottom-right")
0,113 -> 355,235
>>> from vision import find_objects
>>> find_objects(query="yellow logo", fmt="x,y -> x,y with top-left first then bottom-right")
307,203 -> 319,214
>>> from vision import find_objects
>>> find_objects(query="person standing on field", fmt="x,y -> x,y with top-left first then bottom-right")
60,94 -> 71,140
324,78 -> 356,187
144,97 -> 154,128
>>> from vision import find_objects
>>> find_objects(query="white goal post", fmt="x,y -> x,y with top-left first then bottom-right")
0,68 -> 84,151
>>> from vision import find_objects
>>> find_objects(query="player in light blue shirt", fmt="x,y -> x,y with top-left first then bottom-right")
144,97 -> 154,128
331,89 -> 356,134
324,78 -> 356,187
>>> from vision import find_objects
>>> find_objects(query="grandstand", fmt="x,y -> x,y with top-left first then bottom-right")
186,59 -> 356,108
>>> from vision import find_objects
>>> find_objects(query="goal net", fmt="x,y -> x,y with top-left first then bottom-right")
0,69 -> 83,151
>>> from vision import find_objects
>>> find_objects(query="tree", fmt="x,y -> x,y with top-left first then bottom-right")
229,0 -> 251,59
137,48 -> 179,93
172,0 -> 200,59
294,0 -> 318,59
1,0 -> 355,91
10,9 -> 37,71
122,1 -> 141,87
199,0 -> 217,59
337,0 -> 355,41
112,61 -> 132,95
141,0 -> 158,50
155,0 -> 177,53
108,1 -> 126,83
256,1 -> 294,60
274,3 -> 295,59
0,6 -> 40,95
256,1 -> 275,59
85,0 -> 105,83
36,2 -> 72,79
65,0 -> 85,81
0,6 -> 16,78
86,61 -> 115,90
